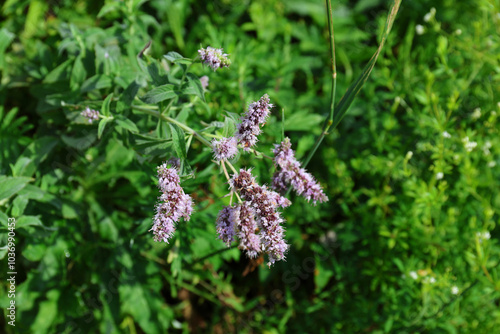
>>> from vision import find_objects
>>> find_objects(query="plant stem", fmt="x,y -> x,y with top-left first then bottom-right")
225,160 -> 238,174
132,105 -> 213,147
302,0 -> 337,168
221,160 -> 231,183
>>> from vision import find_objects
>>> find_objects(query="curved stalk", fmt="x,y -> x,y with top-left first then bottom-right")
302,0 -> 337,168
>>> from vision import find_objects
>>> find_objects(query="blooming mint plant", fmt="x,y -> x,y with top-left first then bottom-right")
142,23 -> 400,265
140,46 -> 329,266
69,0 -> 400,269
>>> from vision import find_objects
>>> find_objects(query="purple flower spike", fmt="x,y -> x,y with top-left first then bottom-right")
272,138 -> 328,205
233,202 -> 261,258
81,106 -> 100,123
235,94 -> 273,151
216,206 -> 236,246
230,169 -> 289,266
198,46 -> 231,71
212,137 -> 238,161
150,163 -> 194,243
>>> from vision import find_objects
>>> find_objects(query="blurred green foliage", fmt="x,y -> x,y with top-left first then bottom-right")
1,0 -> 500,333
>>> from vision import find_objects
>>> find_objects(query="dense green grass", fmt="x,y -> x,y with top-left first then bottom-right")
1,0 -> 500,333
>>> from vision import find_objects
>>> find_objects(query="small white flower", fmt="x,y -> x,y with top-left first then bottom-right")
451,286 -> 459,295
424,8 -> 436,22
416,25 -> 425,35
430,277 -> 436,284
442,131 -> 451,138
483,142 -> 491,156
406,151 -> 413,160
477,231 -> 491,243
436,172 -> 444,180
409,271 -> 418,280
488,161 -> 496,168
472,108 -> 481,119
462,137 -> 477,152
455,29 -> 462,35
104,52 -> 109,59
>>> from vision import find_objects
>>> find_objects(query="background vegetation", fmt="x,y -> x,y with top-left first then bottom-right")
1,0 -> 500,333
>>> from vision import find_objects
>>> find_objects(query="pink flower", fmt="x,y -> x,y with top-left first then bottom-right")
216,206 -> 236,246
273,138 -> 328,205
212,137 -> 238,161
198,46 -> 231,71
230,169 -> 290,266
235,94 -> 273,151
81,107 -> 99,123
150,163 -> 194,243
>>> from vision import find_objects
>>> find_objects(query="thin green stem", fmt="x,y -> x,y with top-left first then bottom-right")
225,160 -> 238,174
302,0 -> 337,168
132,105 -> 212,147
221,160 -> 231,183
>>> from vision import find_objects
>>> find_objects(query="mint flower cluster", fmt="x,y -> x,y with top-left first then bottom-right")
273,138 -> 328,205
198,46 -> 231,71
235,94 -> 273,151
81,106 -> 100,123
226,169 -> 291,265
216,202 -> 260,258
212,137 -> 238,161
150,47 -> 328,267
211,94 -> 273,161
150,163 -> 193,243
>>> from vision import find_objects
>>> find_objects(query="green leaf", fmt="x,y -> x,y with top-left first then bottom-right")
115,116 -> 139,133
12,137 -> 58,177
61,132 -> 96,150
133,133 -> 172,157
140,84 -> 179,104
147,59 -> 169,86
98,117 -> 113,139
0,246 -> 8,260
285,110 -> 323,131
0,28 -> 15,70
223,115 -> 236,137
119,80 -> 140,107
43,59 -> 73,83
97,1 -> 122,17
16,215 -> 44,229
168,123 -> 187,159
101,93 -> 113,117
70,55 -> 87,90
0,176 -> 32,203
31,289 -> 60,334
186,73 -> 205,102
22,243 -> 47,262
80,74 -> 112,93
12,195 -> 29,216
163,51 -> 192,64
